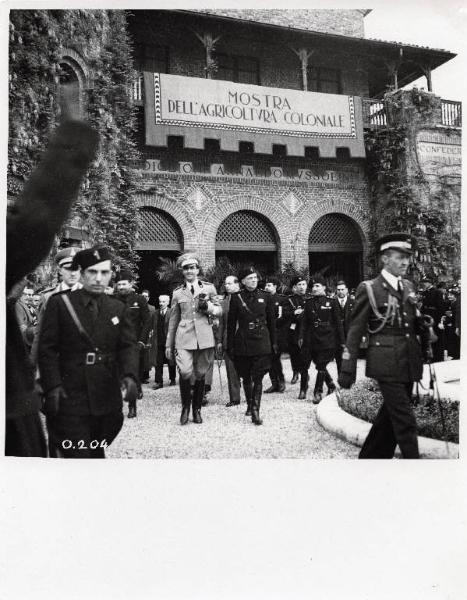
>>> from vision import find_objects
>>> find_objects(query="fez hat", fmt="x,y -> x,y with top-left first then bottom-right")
55,247 -> 80,268
311,275 -> 326,287
376,232 -> 416,255
71,246 -> 112,270
116,269 -> 135,283
290,275 -> 307,287
238,266 -> 258,282
177,253 -> 199,269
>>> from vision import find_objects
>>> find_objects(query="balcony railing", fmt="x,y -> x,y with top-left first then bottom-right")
441,100 -> 462,127
362,98 -> 387,129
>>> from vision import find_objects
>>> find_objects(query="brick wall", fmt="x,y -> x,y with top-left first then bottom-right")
132,165 -> 371,271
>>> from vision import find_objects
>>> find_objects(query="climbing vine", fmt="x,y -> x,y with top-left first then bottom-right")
364,122 -> 458,282
8,9 -> 142,286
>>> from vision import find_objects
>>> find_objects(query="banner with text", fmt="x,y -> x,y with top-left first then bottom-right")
154,73 -> 356,139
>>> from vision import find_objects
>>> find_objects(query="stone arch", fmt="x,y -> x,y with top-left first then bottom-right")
60,48 -> 89,88
201,195 -> 291,265
135,193 -> 198,252
136,207 -> 183,251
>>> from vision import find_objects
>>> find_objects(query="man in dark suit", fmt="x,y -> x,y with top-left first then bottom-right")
338,233 -> 424,459
334,280 -> 355,374
216,276 -> 242,407
422,281 -> 448,362
263,276 -> 288,393
38,246 -> 139,458
152,295 -> 176,389
285,276 -> 310,388
140,290 -> 155,383
114,270 -> 151,414
299,276 -> 345,403
6,91 -> 98,457
227,267 -> 277,425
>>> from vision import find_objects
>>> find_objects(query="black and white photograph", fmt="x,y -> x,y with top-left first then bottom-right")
2,2 -> 466,598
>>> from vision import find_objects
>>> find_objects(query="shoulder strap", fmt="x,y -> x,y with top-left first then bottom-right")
61,294 -> 95,348
238,292 -> 253,315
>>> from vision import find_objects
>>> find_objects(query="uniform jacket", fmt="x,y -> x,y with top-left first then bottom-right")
15,299 -> 36,348
6,119 -> 98,420
115,291 -> 151,343
216,295 -> 232,347
300,295 -> 345,352
341,274 -> 423,383
227,288 -> 277,356
166,280 -> 221,351
38,289 -> 139,416
335,295 -> 355,338
284,293 -> 310,345
269,292 -> 289,352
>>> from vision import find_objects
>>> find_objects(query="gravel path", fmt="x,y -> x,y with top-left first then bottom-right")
107,359 -> 363,459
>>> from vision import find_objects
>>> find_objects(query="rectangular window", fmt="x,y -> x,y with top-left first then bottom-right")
307,66 -> 341,94
215,53 -> 260,85
134,44 -> 169,73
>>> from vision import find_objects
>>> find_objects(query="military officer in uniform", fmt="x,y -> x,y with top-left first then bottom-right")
38,246 -> 139,458
166,254 -> 221,425
299,276 -> 344,403
263,276 -> 288,393
114,270 -> 151,415
334,280 -> 355,374
285,276 -> 311,392
338,233 -> 424,459
226,267 -> 277,425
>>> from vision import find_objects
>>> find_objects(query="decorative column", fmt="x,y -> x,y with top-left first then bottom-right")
194,32 -> 222,79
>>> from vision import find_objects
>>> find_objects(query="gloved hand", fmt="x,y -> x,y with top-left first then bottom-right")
337,372 -> 355,389
43,385 -> 67,417
166,347 -> 173,362
122,376 -> 138,404
197,292 -> 209,313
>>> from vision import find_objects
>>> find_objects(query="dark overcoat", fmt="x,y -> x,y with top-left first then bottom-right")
270,293 -> 290,352
336,296 -> 355,339
341,274 -> 423,383
284,294 -> 309,345
38,289 -> 139,417
227,288 -> 277,356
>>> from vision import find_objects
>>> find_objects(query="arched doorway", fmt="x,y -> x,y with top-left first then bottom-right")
136,208 -> 184,300
308,213 -> 363,288
215,210 -> 279,276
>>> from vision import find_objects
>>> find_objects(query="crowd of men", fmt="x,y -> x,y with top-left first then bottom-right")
6,95 -> 461,461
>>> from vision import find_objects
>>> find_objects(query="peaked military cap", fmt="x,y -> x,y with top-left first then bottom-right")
55,246 -> 80,267
376,232 -> 416,255
71,245 -> 112,270
238,266 -> 257,281
177,253 -> 199,269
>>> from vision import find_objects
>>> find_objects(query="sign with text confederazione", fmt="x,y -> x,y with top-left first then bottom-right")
154,73 -> 357,139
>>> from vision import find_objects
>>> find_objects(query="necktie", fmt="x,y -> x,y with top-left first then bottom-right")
190,285 -> 195,295
398,279 -> 404,295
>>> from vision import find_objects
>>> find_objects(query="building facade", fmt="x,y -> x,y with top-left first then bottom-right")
126,9 -> 458,292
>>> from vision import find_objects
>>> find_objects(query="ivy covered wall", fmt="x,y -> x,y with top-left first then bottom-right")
8,9 -> 141,285
364,89 -> 461,283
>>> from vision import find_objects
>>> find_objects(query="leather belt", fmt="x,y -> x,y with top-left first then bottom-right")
85,352 -> 115,365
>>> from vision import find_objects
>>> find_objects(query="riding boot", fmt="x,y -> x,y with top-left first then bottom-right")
179,377 -> 192,425
243,379 -> 253,416
264,373 -> 278,393
313,370 -> 326,404
277,374 -> 286,393
324,369 -> 336,394
251,379 -> 263,425
298,371 -> 309,400
128,399 -> 137,418
192,378 -> 204,424
291,371 -> 299,384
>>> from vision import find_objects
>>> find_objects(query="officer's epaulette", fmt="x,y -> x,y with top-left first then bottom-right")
174,283 -> 184,291
53,288 -> 72,295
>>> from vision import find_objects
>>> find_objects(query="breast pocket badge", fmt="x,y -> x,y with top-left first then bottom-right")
258,298 -> 264,303
111,316 -> 120,325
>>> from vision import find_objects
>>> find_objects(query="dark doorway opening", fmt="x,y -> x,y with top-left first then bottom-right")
136,251 -> 183,304
215,250 -> 277,279
309,252 -> 362,289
